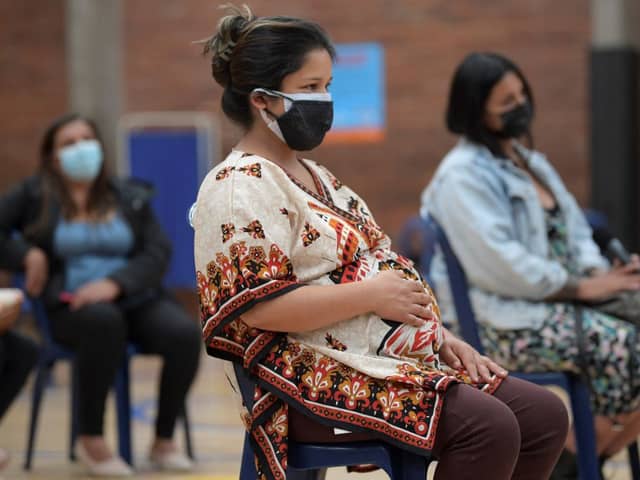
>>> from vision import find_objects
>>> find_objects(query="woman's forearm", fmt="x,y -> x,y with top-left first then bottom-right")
544,275 -> 581,301
242,281 -> 375,332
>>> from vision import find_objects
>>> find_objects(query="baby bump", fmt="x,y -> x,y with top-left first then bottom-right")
373,318 -> 442,364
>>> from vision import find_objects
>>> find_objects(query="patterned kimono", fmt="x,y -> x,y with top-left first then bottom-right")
193,150 -> 501,480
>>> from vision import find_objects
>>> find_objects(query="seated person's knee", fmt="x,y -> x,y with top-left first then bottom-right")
79,302 -> 127,341
488,402 -> 522,454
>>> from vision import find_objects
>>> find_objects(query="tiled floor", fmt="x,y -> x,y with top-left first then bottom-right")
0,331 -> 635,479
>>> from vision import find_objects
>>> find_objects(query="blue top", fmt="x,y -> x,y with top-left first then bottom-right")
54,214 -> 134,292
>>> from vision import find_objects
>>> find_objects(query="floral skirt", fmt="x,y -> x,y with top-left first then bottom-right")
480,303 -> 640,416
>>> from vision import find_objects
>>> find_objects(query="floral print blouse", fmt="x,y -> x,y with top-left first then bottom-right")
192,150 -> 499,480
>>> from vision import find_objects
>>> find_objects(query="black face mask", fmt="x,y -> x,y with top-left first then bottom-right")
497,101 -> 533,138
254,88 -> 334,151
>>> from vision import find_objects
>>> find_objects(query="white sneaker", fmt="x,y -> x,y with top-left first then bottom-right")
76,442 -> 133,477
150,450 -> 193,472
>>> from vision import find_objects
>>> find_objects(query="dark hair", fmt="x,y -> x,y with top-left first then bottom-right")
32,113 -> 114,231
446,52 -> 535,157
200,4 -> 336,128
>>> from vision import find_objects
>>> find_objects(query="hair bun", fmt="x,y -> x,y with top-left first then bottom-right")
199,3 -> 254,88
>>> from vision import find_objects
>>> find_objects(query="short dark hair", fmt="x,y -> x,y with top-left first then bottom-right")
201,4 -> 336,128
445,52 -> 535,156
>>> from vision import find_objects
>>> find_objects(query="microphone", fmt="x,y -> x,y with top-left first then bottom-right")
592,227 -> 632,264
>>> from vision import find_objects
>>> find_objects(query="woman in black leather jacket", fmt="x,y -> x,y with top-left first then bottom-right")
0,113 -> 201,476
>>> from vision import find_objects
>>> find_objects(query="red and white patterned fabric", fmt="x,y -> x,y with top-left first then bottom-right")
193,150 -> 501,480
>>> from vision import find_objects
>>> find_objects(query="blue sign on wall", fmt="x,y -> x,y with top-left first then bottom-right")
327,42 -> 385,143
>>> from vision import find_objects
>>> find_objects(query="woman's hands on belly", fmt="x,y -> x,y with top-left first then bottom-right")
368,270 -> 436,327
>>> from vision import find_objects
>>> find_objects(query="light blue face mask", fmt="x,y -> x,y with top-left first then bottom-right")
58,140 -> 104,181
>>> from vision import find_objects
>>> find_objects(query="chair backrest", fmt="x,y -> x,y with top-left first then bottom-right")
414,216 -> 486,354
396,215 -> 430,267
396,215 -> 435,281
583,208 -> 609,232
28,298 -> 56,346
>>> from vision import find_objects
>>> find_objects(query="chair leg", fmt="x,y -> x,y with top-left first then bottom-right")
181,403 -> 195,460
240,432 -> 324,480
389,447 -> 428,480
628,441 -> 640,480
115,359 -> 132,465
69,362 -> 80,461
23,363 -> 50,470
314,469 -> 327,480
239,433 -> 257,480
288,469 -> 327,480
568,377 -> 600,480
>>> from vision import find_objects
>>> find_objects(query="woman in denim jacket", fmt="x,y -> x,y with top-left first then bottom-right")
421,52 -> 640,473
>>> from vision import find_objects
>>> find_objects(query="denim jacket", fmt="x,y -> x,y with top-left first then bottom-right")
420,138 -> 608,330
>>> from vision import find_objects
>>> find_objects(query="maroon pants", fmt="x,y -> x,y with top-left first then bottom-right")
289,376 -> 569,480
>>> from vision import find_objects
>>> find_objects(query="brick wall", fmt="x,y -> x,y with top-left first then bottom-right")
124,0 -> 591,237
0,0 -> 67,190
1,0 -> 590,239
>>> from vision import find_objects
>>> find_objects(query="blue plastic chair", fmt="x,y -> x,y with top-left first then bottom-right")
22,293 -> 80,470
19,289 -> 194,469
583,209 -> 610,233
233,364 -> 429,480
401,214 -> 640,480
